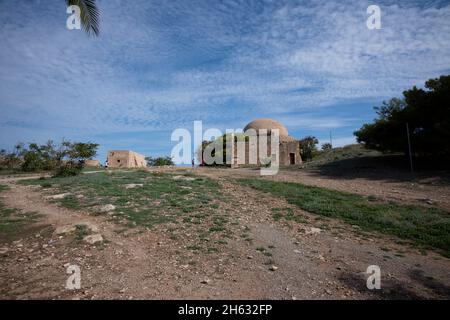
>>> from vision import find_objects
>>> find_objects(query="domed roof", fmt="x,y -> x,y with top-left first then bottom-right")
244,118 -> 289,137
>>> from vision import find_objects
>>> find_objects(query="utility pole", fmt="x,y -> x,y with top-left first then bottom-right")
406,123 -> 414,174
329,131 -> 333,148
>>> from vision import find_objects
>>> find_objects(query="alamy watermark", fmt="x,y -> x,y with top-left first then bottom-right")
171,121 -> 280,176
367,5 -> 382,30
66,264 -> 81,290
366,265 -> 381,290
66,5 -> 81,31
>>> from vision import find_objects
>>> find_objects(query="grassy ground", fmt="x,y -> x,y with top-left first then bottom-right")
20,170 -> 232,253
236,178 -> 450,257
0,185 -> 40,241
282,144 -> 383,170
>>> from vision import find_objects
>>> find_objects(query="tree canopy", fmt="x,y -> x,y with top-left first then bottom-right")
354,75 -> 450,158
0,140 -> 99,176
145,156 -> 174,167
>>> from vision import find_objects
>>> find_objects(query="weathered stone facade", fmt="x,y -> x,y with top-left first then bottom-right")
231,118 -> 302,167
107,150 -> 147,168
85,159 -> 101,167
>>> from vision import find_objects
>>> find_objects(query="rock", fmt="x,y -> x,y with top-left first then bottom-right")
83,234 -> 103,244
200,278 -> 211,284
124,184 -> 144,189
79,222 -> 99,233
294,250 -> 302,254
0,247 -> 9,255
99,204 -> 116,213
247,255 -> 253,260
173,175 -> 195,181
55,223 -> 98,235
269,265 -> 278,271
306,227 -> 322,235
47,193 -> 70,200
325,289 -> 332,295
55,225 -> 76,235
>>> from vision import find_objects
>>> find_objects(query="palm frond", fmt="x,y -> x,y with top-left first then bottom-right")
66,0 -> 100,36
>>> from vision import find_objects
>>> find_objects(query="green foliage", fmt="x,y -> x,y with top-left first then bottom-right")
53,163 -> 84,177
0,140 -> 99,176
0,143 -> 25,171
300,136 -> 319,161
67,142 -> 99,162
321,143 -> 332,151
354,75 -> 450,158
145,156 -> 174,167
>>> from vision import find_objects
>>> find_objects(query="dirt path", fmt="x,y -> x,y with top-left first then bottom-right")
1,173 -> 450,299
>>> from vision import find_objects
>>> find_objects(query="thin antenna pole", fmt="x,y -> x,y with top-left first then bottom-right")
406,123 -> 414,174
329,131 -> 333,148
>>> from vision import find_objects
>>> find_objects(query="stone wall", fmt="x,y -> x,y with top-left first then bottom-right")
231,138 -> 302,167
107,150 -> 147,168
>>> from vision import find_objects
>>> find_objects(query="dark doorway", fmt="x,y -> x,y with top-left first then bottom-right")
289,153 -> 295,164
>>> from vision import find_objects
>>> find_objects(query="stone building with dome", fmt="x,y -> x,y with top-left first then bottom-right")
231,118 -> 302,167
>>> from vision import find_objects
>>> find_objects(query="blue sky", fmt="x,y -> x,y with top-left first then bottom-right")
1,0 -> 450,162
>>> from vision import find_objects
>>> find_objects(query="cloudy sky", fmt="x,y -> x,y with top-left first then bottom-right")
1,0 -> 450,161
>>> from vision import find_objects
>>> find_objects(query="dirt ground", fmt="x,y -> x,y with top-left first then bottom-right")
0,167 -> 449,300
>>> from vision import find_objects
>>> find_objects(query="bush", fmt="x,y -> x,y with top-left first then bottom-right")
321,143 -> 332,151
53,163 -> 83,177
1,140 -> 99,176
300,136 -> 319,161
145,156 -> 174,167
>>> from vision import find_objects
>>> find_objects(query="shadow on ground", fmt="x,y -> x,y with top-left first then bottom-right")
305,155 -> 450,184
338,271 -> 424,300
338,268 -> 450,299
408,269 -> 450,298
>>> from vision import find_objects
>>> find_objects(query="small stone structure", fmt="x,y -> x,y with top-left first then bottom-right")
85,159 -> 101,167
107,150 -> 147,168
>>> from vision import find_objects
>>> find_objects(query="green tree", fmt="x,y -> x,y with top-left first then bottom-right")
2,140 -> 99,175
354,75 -> 450,158
54,141 -> 99,176
300,136 -> 319,161
321,143 -> 332,151
145,156 -> 174,167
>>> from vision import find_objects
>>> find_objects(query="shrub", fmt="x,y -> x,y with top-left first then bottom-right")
300,136 -> 319,161
145,156 -> 174,167
53,163 -> 83,177
1,140 -> 99,176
